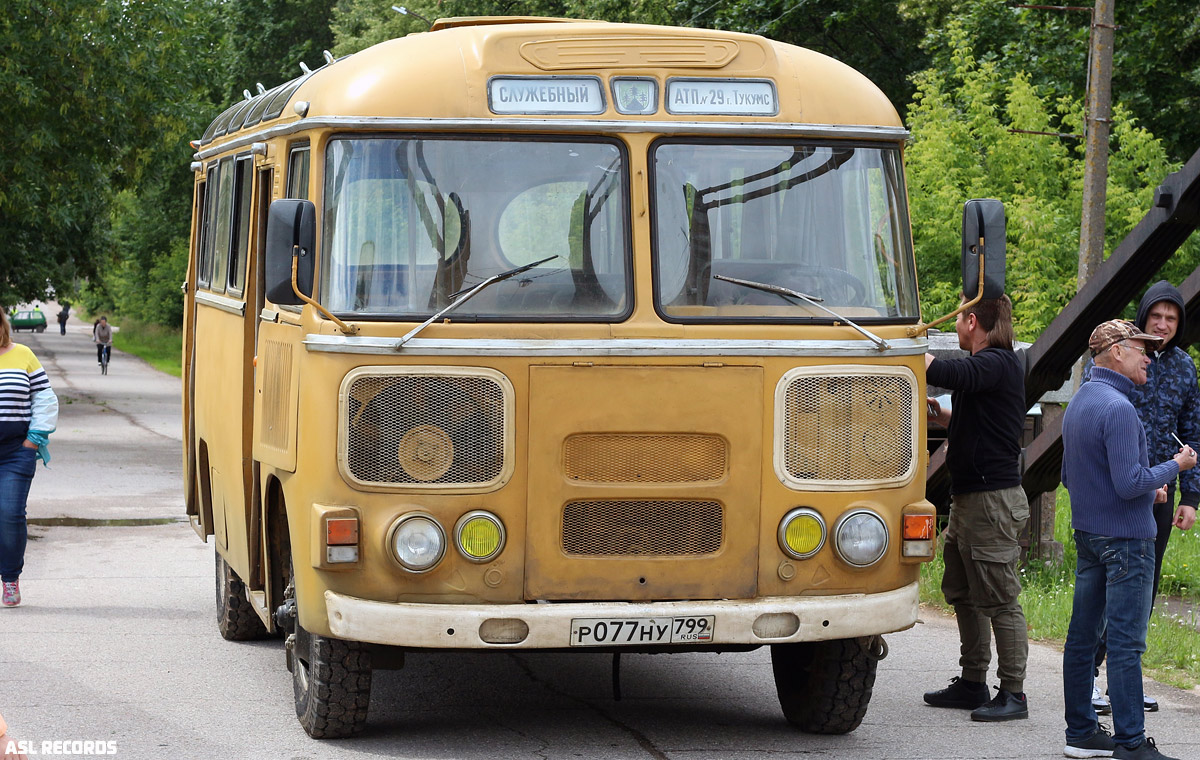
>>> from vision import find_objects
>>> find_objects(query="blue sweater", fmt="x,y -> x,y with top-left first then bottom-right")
1061,367 -> 1180,539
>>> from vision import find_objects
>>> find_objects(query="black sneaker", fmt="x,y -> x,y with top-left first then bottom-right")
923,676 -> 989,709
1143,695 -> 1158,712
1065,725 -> 1115,758
970,688 -> 1029,722
1114,737 -> 1178,760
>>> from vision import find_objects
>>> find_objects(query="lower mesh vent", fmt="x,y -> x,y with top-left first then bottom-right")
564,433 -> 727,483
562,500 -> 724,556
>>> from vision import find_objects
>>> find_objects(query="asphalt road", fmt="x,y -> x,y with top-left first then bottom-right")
1,321 -> 1198,760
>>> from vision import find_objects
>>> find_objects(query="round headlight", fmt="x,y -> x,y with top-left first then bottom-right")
778,508 -> 826,559
389,514 -> 446,572
834,509 -> 888,567
455,511 -> 505,562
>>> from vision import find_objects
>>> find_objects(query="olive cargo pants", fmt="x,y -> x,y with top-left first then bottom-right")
942,485 -> 1030,694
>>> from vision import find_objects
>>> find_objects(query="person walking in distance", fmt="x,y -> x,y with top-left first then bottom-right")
1061,319 -> 1196,760
922,295 -> 1031,722
93,316 -> 112,368
55,305 -> 69,336
1082,282 -> 1199,714
0,309 -> 59,608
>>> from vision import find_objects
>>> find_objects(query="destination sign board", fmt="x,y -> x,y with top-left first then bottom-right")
666,78 -> 778,116
488,76 -> 605,115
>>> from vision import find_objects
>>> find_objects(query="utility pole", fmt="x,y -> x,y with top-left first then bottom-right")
1077,0 -> 1115,288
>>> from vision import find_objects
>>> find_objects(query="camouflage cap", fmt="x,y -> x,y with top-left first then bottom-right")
1088,319 -> 1163,355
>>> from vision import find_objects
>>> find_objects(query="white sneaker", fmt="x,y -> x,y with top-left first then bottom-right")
1091,684 -> 1111,715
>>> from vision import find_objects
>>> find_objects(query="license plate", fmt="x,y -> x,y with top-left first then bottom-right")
569,616 -> 715,646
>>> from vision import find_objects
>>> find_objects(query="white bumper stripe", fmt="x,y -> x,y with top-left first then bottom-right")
325,581 -> 918,648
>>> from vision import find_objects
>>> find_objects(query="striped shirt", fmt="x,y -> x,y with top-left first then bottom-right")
0,343 -> 51,457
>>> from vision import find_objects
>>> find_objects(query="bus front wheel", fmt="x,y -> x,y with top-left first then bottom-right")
770,636 -> 884,734
291,623 -> 372,738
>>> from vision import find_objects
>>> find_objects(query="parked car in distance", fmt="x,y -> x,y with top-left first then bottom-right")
11,310 -> 47,332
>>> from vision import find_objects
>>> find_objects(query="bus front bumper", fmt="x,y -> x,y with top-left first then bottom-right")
324,581 -> 918,649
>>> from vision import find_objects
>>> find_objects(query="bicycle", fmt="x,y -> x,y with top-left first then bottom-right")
99,344 -> 111,375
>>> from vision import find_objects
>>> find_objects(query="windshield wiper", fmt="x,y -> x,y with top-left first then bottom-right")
713,274 -> 890,351
395,256 -> 557,349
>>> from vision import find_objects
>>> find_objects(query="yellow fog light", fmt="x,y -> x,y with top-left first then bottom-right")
455,511 -> 505,562
778,508 -> 826,560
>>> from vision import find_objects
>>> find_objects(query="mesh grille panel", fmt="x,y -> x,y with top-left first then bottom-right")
782,373 -> 914,483
261,340 -> 292,450
562,500 -> 723,556
564,434 -> 727,483
344,373 -> 506,486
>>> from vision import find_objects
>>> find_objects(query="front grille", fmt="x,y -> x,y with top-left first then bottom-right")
562,500 -> 724,556
778,368 -> 917,487
563,433 -> 727,483
342,369 -> 509,487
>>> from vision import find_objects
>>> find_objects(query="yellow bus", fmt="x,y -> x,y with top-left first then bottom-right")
185,16 -> 1003,739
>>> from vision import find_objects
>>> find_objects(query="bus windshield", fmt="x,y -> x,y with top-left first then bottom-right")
652,140 -> 918,322
321,136 -> 630,320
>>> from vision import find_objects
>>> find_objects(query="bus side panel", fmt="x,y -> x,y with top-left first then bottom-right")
253,319 -> 302,472
194,304 -> 252,564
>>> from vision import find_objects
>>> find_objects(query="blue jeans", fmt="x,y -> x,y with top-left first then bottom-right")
0,446 -> 38,582
1063,530 -> 1155,748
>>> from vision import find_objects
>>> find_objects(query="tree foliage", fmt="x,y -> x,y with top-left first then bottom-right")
906,20 -> 1196,342
911,0 -> 1200,164
222,0 -> 338,103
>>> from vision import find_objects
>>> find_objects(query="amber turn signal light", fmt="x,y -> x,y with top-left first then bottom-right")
902,514 -> 934,540
327,517 -> 359,546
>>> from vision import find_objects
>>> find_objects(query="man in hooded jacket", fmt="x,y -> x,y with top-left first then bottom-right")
1083,280 -> 1200,712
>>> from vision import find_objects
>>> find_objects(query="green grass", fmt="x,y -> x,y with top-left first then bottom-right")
110,318 -> 182,377
919,486 -> 1200,687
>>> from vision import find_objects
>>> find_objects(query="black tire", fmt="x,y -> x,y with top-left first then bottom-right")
215,551 -> 269,641
35,325 -> 44,333
292,623 -> 372,738
771,636 -> 882,734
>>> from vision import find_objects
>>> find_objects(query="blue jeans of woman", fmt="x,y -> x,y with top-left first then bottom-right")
1063,530 -> 1155,749
0,446 -> 38,582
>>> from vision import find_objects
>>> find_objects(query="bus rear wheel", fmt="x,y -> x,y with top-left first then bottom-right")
215,551 -> 268,641
291,623 -> 372,738
770,636 -> 884,734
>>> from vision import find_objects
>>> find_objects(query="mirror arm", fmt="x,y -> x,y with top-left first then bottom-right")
291,247 -> 359,335
905,248 -> 985,337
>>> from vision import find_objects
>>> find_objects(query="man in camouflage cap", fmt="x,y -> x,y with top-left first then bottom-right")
1061,318 -> 1196,760
1082,284 -> 1200,716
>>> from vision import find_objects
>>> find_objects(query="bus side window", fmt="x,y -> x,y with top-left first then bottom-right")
210,156 -> 236,294
287,145 -> 310,199
197,165 -> 219,289
227,156 -> 254,297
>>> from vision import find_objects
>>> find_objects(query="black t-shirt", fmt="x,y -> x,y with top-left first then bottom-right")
927,347 -> 1025,494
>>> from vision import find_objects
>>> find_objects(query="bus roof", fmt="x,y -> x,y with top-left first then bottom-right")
198,18 -> 901,149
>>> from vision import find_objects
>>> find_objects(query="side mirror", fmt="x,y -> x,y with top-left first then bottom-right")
265,199 -> 316,305
961,199 -> 1006,300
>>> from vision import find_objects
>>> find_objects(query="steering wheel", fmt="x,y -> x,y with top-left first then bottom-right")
780,265 -> 867,306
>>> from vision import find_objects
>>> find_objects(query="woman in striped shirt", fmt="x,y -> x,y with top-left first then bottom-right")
0,309 -> 58,608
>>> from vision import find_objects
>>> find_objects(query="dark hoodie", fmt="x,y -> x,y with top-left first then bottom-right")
1085,281 -> 1200,506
